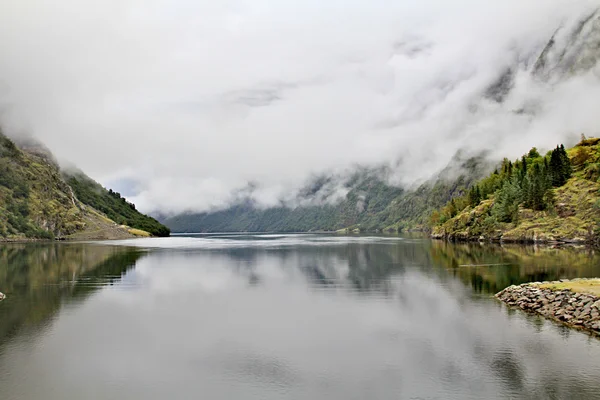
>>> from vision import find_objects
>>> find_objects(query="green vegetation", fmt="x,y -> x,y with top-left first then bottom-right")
0,129 -> 168,239
163,156 -> 490,233
64,170 -> 170,237
538,279 -> 600,296
164,172 -> 404,233
432,137 -> 600,244
0,133 -> 82,239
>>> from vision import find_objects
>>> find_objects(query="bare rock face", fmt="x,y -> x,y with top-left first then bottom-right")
496,279 -> 600,337
533,9 -> 600,80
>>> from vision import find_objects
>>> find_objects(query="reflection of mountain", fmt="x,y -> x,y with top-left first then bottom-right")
0,244 -> 145,346
208,238 -> 600,296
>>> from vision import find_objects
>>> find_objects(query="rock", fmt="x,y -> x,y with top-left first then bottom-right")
0,292 -> 4,301
581,308 -> 591,317
496,279 -> 600,337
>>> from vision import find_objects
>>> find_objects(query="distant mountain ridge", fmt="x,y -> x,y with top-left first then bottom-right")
0,129 -> 169,240
161,154 -> 492,233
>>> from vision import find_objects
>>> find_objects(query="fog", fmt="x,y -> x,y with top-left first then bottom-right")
0,1 -> 599,214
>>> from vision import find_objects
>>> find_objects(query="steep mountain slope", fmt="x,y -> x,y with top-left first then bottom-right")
163,9 -> 600,235
63,169 -> 170,237
533,8 -> 600,79
0,130 -> 169,240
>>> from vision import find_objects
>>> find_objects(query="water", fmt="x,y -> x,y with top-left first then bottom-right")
1,234 -> 600,399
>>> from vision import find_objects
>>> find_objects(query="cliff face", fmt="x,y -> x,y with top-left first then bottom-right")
0,130 -> 168,240
533,9 -> 600,79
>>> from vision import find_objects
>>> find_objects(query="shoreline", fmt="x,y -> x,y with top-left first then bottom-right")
429,234 -> 599,249
496,279 -> 600,337
0,236 -> 152,244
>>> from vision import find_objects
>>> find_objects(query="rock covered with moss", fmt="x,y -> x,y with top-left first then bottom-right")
496,279 -> 600,336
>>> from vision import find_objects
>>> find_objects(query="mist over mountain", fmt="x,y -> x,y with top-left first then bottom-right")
1,2 -> 599,218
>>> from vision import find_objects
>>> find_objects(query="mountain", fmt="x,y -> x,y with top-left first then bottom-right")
162,9 -> 600,235
432,138 -> 600,245
63,169 -> 170,237
533,8 -> 600,80
162,155 -> 491,233
0,130 -> 169,240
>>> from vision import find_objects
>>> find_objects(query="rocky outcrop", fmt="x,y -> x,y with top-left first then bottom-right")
496,280 -> 600,337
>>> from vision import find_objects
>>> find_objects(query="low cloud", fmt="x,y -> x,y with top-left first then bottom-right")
0,1 -> 599,215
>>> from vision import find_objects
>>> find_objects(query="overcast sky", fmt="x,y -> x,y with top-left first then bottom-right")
0,0 -> 599,214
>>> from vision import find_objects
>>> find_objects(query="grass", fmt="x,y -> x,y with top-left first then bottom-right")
127,228 -> 152,237
538,279 -> 600,296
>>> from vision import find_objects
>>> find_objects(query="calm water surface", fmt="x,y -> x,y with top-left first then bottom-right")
1,234 -> 600,399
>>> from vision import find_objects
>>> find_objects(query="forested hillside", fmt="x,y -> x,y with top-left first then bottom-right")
432,138 -> 600,244
0,130 -> 169,240
162,155 -> 491,233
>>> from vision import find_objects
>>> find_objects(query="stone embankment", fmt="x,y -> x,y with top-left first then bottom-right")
496,279 -> 600,336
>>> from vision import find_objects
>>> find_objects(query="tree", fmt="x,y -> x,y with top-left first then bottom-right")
468,186 -> 482,207
493,179 -> 522,223
549,145 -> 571,187
559,144 -> 572,180
528,147 -> 540,159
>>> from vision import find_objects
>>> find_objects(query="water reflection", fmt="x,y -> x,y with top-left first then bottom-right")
1,237 -> 600,399
0,243 -> 145,347
430,241 -> 600,294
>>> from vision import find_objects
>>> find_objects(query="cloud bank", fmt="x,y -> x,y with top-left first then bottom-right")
0,0 -> 599,214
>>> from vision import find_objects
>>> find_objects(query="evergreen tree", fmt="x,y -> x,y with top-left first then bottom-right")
520,155 -> 528,181
468,185 -> 482,207
559,144 -> 572,181
493,179 -> 522,223
549,146 -> 567,186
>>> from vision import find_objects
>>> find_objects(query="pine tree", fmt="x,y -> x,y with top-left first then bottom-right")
549,146 -> 565,187
559,144 -> 572,181
468,185 -> 482,207
493,179 -> 522,223
520,155 -> 528,181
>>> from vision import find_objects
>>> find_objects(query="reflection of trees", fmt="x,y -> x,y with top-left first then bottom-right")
0,243 -> 145,347
429,241 -> 600,294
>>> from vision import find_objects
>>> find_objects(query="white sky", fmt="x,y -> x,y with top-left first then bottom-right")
0,0 -> 599,214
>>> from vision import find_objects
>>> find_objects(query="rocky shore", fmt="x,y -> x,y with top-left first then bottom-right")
496,279 -> 600,337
